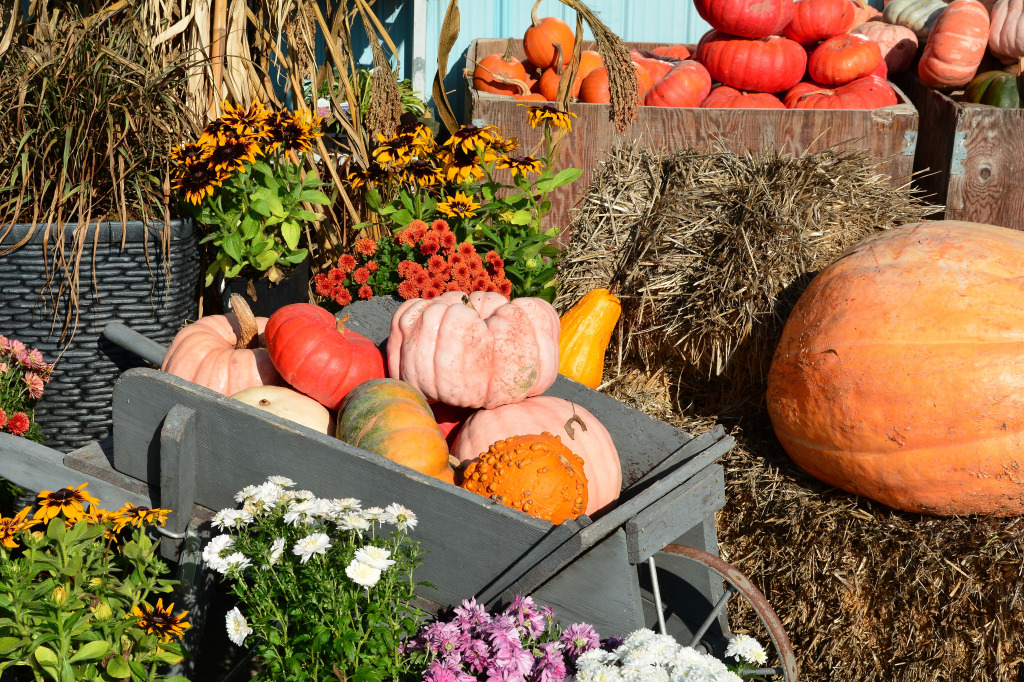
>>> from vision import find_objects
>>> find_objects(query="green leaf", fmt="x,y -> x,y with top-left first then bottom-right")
252,187 -> 286,216
0,637 -> 23,655
535,167 -> 582,193
33,645 -> 59,671
364,187 -> 382,211
68,640 -> 110,663
120,540 -> 142,561
250,199 -> 272,217
281,220 -> 301,250
105,655 -> 131,679
127,660 -> 148,680
251,160 -> 274,177
46,518 -> 65,542
222,232 -> 244,263
240,214 -> 259,240
280,249 -> 309,265
150,651 -> 184,665
511,210 -> 533,225
299,189 -> 331,205
391,209 -> 413,225
253,249 -> 279,270
291,209 -> 321,222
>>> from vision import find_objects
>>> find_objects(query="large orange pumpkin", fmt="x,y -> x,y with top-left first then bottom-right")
767,221 -> 1024,516
808,33 -> 882,84
161,295 -> 281,395
523,0 -> 575,70
695,31 -> 808,93
917,0 -> 991,89
783,0 -> 855,45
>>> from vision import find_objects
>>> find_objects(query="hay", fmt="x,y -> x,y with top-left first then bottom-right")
558,141 -> 939,415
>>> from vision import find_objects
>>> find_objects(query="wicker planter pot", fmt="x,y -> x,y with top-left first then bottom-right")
0,219 -> 200,452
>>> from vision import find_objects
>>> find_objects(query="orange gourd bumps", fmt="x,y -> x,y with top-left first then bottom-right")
460,433 -> 588,524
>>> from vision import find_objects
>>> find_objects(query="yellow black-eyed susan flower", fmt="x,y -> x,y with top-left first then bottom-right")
113,504 -> 171,533
492,136 -> 521,154
519,103 -> 577,132
277,109 -> 323,154
373,133 -> 414,167
205,129 -> 262,174
0,507 -> 38,549
220,100 -> 271,137
173,158 -> 227,205
443,124 -> 501,154
132,599 -> 191,642
440,148 -> 486,184
170,142 -> 211,166
436,191 -> 482,219
34,484 -> 99,523
497,155 -> 545,178
399,159 -> 442,187
348,162 -> 391,189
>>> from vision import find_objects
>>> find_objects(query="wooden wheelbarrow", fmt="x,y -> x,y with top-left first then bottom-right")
0,295 -> 798,680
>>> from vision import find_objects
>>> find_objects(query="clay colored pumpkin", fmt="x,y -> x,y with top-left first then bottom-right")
459,433 -> 588,524
701,85 -> 788,108
161,294 -> 281,395
809,33 -> 882,84
851,21 -> 919,74
265,303 -> 385,411
452,396 -> 622,516
767,221 -> 1024,516
883,0 -> 950,39
632,52 -> 678,84
653,44 -> 692,59
538,49 -> 604,100
338,378 -> 455,483
644,61 -> 713,107
387,291 -> 560,409
784,0 -> 856,45
695,31 -> 808,93
789,74 -> 897,107
473,39 -> 532,95
694,0 -> 797,38
523,0 -> 575,70
989,0 -> 1024,64
918,0 -> 991,89
962,69 -> 1023,106
558,288 -> 622,389
231,385 -> 334,434
579,64 -> 652,104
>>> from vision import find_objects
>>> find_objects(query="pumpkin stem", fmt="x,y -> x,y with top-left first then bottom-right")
336,314 -> 351,335
553,43 -> 564,76
503,36 -> 516,63
492,73 -> 533,95
563,414 -> 588,440
231,294 -> 260,350
531,0 -> 542,28
460,294 -> 477,311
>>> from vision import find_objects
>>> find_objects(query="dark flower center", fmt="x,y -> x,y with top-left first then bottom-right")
51,489 -> 75,502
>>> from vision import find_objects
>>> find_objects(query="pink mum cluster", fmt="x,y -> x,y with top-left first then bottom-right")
409,595 -> 609,682
0,335 -> 54,438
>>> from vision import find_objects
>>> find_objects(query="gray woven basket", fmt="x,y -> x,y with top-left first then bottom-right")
0,220 -> 199,452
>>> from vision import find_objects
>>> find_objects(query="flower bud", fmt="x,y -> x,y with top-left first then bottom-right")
525,258 -> 540,271
92,601 -> 113,621
51,585 -> 67,605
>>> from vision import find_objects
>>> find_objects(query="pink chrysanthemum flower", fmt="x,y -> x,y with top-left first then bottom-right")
23,372 -> 44,400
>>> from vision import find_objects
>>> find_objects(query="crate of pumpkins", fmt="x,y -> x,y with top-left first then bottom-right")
112,291 -> 733,630
465,0 -> 921,234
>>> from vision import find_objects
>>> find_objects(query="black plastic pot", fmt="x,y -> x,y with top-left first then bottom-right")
0,219 -> 200,452
218,259 -> 310,318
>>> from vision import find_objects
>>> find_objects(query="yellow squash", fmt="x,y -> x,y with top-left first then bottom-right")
557,288 -> 621,389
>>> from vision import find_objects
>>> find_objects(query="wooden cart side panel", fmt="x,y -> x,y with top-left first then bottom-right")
111,368 -> 573,608
947,104 -> 1024,229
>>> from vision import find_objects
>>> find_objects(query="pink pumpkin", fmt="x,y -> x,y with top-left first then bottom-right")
989,0 -> 1024,64
451,396 -> 623,516
851,21 -> 919,74
387,291 -> 560,409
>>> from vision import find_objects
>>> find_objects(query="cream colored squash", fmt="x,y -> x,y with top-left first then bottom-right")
231,385 -> 334,434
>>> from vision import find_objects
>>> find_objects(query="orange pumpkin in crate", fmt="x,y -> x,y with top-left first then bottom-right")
523,0 -> 574,69
918,0 -> 991,89
767,221 -> 1024,516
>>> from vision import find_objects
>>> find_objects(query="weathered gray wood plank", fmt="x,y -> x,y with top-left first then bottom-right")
625,464 -> 726,564
160,405 -> 197,560
64,438 -> 149,496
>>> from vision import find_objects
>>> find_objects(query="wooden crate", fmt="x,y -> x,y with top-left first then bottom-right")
466,38 -> 920,235
897,72 -> 1024,230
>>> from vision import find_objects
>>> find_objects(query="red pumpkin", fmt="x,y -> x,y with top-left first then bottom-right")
694,0 -> 797,38
430,401 -> 474,448
767,221 -> 1024,516
265,303 -> 385,411
653,44 -> 692,59
918,0 -> 991,89
579,63 -> 652,104
846,0 -> 884,26
784,0 -> 855,44
851,21 -> 919,74
473,40 -> 532,95
789,74 -> 897,107
632,54 -> 678,85
162,295 -> 281,395
808,33 -> 882,84
523,0 -> 575,69
696,30 -> 808,93
784,80 -> 835,107
452,396 -> 622,517
644,61 -> 713,107
701,85 -> 787,108
387,291 -> 560,409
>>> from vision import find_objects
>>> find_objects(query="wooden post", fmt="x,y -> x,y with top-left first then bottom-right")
159,404 -> 198,561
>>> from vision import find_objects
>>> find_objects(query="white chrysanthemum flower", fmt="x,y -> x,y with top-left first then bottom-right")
354,545 -> 395,570
333,497 -> 362,512
577,663 -> 623,682
234,485 -> 260,503
576,648 -> 620,672
267,475 -> 295,487
337,512 -> 371,534
619,664 -> 669,682
382,503 -> 417,531
620,629 -> 658,654
284,499 -> 321,526
292,532 -> 332,564
223,551 -> 252,574
622,634 -> 680,668
345,559 -> 382,588
668,645 -> 709,672
226,607 -> 253,646
362,506 -> 384,521
212,508 -> 254,529
202,535 -> 235,574
266,537 -> 286,567
292,489 -> 315,500
725,634 -> 767,667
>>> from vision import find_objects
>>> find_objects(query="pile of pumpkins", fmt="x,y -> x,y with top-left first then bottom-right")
161,290 -> 625,525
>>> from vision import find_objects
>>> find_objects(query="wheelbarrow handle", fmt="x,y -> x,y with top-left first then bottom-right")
102,322 -> 169,367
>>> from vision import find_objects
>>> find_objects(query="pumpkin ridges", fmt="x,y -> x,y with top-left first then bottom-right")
918,0 -> 991,89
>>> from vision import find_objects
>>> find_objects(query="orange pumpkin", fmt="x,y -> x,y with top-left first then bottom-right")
337,378 -> 455,483
523,0 -> 575,70
783,0 -> 856,45
538,49 -> 604,101
579,63 -> 652,104
767,221 -> 1024,516
161,294 -> 281,395
459,433 -> 588,524
788,74 -> 897,107
653,44 -> 692,59
808,33 -> 882,84
701,85 -> 788,108
644,61 -> 713,107
473,39 -> 532,95
918,0 -> 991,89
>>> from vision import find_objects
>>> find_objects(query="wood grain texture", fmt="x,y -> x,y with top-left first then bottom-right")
160,404 -> 197,560
468,39 -> 919,239
899,72 -> 1024,230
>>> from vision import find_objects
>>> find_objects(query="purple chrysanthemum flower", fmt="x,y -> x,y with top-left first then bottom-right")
560,623 -> 600,660
485,666 -> 526,682
491,643 -> 535,677
454,597 -> 492,628
600,635 -> 625,652
532,642 -> 567,682
460,638 -> 492,674
506,595 -> 547,639
423,621 -> 464,656
482,615 -> 522,649
425,660 -> 459,682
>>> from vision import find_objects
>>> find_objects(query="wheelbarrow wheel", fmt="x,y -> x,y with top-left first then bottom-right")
647,544 -> 799,682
